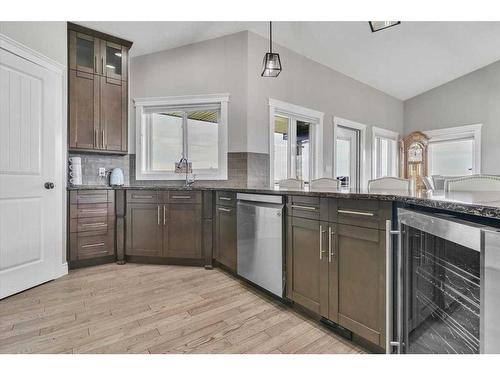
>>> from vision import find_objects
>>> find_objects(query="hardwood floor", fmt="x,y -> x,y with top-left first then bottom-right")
0,263 -> 364,354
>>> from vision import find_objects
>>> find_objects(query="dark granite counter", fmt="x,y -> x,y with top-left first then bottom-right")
67,185 -> 500,219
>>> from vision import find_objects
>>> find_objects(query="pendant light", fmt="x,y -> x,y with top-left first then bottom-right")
261,21 -> 282,77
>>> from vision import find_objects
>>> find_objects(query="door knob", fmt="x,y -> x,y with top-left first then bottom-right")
44,182 -> 55,189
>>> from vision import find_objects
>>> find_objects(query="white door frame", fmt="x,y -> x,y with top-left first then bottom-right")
0,33 -> 67,289
333,116 -> 367,190
268,98 -> 324,187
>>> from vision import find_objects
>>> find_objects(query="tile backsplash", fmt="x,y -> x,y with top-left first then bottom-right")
68,152 -> 269,188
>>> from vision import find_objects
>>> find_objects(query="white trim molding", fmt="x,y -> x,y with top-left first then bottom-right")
424,123 -> 482,175
333,116 -> 368,190
134,93 -> 230,181
55,262 -> 69,279
268,98 -> 324,187
372,126 -> 399,179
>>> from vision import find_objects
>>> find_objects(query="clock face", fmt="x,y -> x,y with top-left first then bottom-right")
408,143 -> 423,163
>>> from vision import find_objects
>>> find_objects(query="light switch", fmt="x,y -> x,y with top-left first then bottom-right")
98,167 -> 106,177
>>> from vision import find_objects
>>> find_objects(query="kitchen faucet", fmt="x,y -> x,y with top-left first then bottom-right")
176,156 -> 195,189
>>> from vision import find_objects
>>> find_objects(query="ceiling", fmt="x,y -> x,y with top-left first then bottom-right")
79,21 -> 500,100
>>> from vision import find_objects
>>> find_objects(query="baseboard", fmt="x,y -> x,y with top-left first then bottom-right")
55,262 -> 68,278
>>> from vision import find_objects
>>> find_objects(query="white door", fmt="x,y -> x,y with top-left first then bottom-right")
0,42 -> 62,299
335,125 -> 360,189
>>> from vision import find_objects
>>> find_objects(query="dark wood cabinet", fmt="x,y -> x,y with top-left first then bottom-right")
125,203 -> 162,257
68,70 -> 99,149
286,216 -> 329,316
68,190 -> 116,268
333,224 -> 386,347
68,23 -> 131,154
214,205 -> 237,272
166,204 -> 202,259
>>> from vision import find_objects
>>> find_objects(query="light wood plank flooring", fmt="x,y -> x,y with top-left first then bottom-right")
0,263 -> 364,354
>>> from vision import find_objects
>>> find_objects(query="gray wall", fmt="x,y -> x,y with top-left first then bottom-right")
404,60 -> 500,174
130,31 -> 248,154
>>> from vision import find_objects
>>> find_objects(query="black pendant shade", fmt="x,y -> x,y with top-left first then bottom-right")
261,22 -> 282,77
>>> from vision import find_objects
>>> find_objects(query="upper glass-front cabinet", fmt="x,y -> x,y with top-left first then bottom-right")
69,31 -> 100,74
69,30 -> 128,80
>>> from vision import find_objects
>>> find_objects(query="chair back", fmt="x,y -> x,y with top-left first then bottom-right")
309,178 -> 340,190
368,177 -> 410,193
445,175 -> 500,192
277,178 -> 304,189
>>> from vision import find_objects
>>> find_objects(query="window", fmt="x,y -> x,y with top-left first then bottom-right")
134,94 -> 229,180
425,124 -> 482,177
269,99 -> 324,187
372,126 -> 399,179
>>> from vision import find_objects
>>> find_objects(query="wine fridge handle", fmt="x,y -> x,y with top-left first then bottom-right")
386,219 -> 401,354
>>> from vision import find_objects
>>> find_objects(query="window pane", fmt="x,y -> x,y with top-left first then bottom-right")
296,121 -> 311,182
336,138 -> 351,182
274,116 -> 289,183
380,138 -> 389,177
76,37 -> 94,69
106,45 -> 122,76
187,111 -> 219,170
429,139 -> 474,176
151,112 -> 183,171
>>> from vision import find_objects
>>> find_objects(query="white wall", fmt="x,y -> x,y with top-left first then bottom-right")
246,32 -> 404,178
404,60 -> 500,174
1,22 -> 68,264
130,31 -> 248,154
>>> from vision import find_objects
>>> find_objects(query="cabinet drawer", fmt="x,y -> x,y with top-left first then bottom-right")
76,232 -> 113,260
286,195 -> 327,221
216,191 -> 236,207
126,190 -> 158,203
70,216 -> 114,233
70,203 -> 113,219
336,199 -> 391,230
168,191 -> 201,204
70,190 -> 113,204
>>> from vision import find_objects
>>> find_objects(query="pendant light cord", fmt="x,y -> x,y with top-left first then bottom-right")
269,21 -> 272,53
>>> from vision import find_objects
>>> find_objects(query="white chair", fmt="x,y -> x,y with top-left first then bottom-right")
368,177 -> 410,193
309,178 -> 340,190
422,176 -> 435,191
445,174 -> 500,192
277,178 -> 304,189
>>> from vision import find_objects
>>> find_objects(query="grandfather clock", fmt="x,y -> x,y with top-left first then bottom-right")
400,131 -> 429,192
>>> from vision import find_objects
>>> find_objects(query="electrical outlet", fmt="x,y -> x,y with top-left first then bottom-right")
98,167 -> 106,177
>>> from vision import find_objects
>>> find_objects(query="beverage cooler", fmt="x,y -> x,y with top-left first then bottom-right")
387,208 -> 500,354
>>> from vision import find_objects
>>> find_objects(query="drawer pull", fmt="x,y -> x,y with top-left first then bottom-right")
132,195 -> 153,199
81,243 -> 105,248
171,195 -> 191,199
218,207 -> 232,213
219,197 -> 232,201
290,204 -> 317,211
81,222 -> 106,226
80,209 -> 107,213
338,209 -> 375,217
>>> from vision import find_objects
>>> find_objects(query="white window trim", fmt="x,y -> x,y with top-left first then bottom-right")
424,123 -> 482,175
372,126 -> 399,179
268,98 -> 324,186
333,117 -> 367,189
134,93 -> 229,180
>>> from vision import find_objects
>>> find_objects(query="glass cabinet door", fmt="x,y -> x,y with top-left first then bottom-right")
401,225 -> 480,354
102,41 -> 124,80
70,32 -> 99,74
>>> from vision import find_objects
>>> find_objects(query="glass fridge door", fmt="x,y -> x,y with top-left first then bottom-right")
401,224 -> 480,353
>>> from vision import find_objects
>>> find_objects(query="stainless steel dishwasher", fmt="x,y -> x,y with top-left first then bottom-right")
236,193 -> 284,298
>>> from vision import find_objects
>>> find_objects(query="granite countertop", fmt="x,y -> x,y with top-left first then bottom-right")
67,185 -> 500,219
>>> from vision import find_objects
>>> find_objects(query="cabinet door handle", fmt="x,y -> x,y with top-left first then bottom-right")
219,197 -> 232,201
291,204 -> 317,211
101,57 -> 104,74
328,226 -> 334,262
338,209 -> 374,217
163,205 -> 166,225
217,207 -> 232,213
94,129 -> 97,148
101,130 -> 105,149
319,225 -> 327,260
157,205 -> 160,225
94,55 -> 97,73
386,220 -> 402,354
132,195 -> 153,199
171,195 -> 191,199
